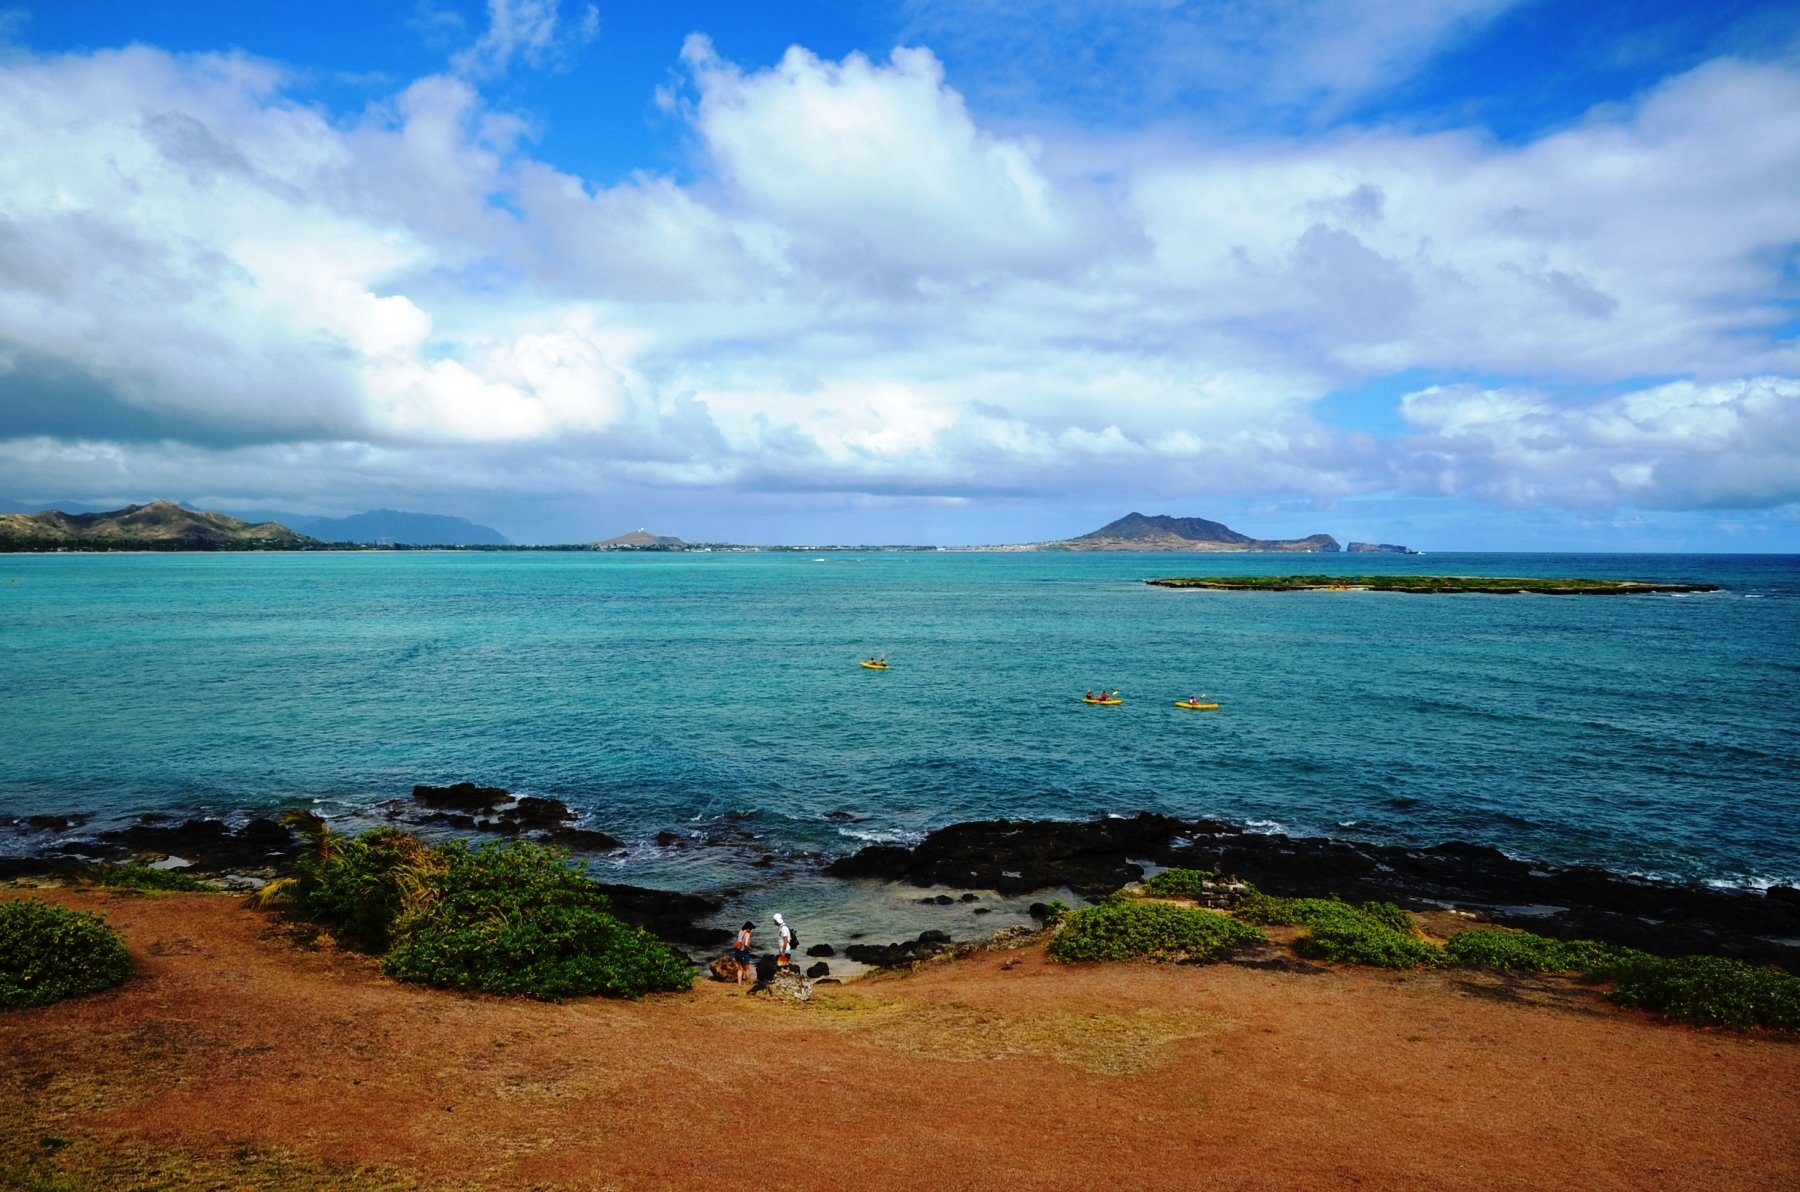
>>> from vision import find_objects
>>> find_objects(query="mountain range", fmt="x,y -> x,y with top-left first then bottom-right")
0,501 -> 313,548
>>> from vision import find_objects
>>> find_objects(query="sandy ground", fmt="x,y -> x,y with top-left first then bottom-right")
3,888 -> 1796,1191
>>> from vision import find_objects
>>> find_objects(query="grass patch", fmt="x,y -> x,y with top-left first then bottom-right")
73,863 -> 213,893
1236,891 -> 1444,969
1047,899 -> 1265,964
1140,868 -> 1218,900
1584,950 -> 1800,1031
1,898 -> 133,1011
1443,929 -> 1614,973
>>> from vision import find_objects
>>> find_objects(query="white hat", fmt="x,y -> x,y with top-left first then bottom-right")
772,913 -> 785,925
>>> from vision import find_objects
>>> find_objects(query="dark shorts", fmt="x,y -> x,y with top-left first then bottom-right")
731,948 -> 753,964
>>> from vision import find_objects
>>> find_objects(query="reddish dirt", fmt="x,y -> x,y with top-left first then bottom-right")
4,889 -> 1796,1190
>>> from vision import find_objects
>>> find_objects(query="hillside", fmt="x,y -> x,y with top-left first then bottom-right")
0,501 -> 313,550
594,528 -> 685,549
1052,512 -> 1340,552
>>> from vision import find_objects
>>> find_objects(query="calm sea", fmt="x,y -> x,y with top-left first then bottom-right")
3,551 -> 1797,933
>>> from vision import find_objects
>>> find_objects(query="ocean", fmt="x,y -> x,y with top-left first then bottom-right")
3,550 -> 1797,947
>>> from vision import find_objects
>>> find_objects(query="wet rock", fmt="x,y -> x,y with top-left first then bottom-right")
502,797 -> 575,830
591,882 -> 730,948
102,817 -> 300,872
542,827 -> 623,852
831,813 -> 1800,970
23,814 -> 87,832
843,930 -> 959,968
960,893 -> 979,902
805,943 -> 835,957
805,961 -> 830,979
654,831 -> 683,848
414,812 -> 479,831
412,782 -> 512,813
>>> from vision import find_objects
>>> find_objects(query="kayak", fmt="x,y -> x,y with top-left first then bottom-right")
859,660 -> 889,670
1082,696 -> 1123,706
1174,699 -> 1220,710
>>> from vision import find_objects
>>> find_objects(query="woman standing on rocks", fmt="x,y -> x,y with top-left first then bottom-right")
730,921 -> 755,985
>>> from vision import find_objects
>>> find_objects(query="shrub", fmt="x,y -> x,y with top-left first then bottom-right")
1584,951 -> 1800,1031
1141,868 -> 1218,900
380,840 -> 691,1000
1443,929 -> 1614,973
75,862 -> 212,893
292,825 -> 443,952
1047,900 -> 1265,964
1,898 -> 133,1011
1236,893 -> 1444,969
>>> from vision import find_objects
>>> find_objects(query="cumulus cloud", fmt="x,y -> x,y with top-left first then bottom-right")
1397,377 -> 1800,510
0,28 -> 1796,539
451,0 -> 599,79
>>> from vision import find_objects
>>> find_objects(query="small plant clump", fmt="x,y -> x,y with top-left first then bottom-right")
1,898 -> 133,1011
1443,929 -> 1614,973
265,813 -> 692,1001
1237,891 -> 1444,969
1584,949 -> 1800,1031
1047,899 -> 1265,964
1140,868 -> 1219,900
75,862 -> 213,893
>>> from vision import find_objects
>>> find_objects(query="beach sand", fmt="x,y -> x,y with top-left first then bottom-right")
3,888 -> 1796,1191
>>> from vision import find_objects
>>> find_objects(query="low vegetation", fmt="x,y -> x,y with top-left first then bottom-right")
261,812 -> 691,1000
1235,890 -> 1445,969
1,898 -> 133,1011
1047,899 -> 1265,963
1443,928 -> 1613,973
1140,867 -> 1220,900
1145,575 -> 1716,595
73,862 -> 214,893
1589,951 -> 1800,1031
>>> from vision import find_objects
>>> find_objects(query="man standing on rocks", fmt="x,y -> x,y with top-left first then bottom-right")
773,913 -> 792,967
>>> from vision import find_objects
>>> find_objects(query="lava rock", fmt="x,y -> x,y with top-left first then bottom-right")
805,943 -> 835,957
590,882 -> 730,948
412,782 -> 512,813
806,961 -> 830,978
542,827 -> 623,852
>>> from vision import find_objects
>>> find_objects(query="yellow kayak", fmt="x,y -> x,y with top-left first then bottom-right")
1174,699 -> 1220,710
859,659 -> 889,670
1082,696 -> 1123,706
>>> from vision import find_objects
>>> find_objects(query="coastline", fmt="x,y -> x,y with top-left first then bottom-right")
9,808 -> 1796,974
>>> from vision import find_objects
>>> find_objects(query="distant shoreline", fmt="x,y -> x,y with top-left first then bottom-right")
1146,574 -> 1720,594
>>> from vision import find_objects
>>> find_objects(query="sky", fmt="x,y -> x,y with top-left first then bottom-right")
1,1 -> 1798,548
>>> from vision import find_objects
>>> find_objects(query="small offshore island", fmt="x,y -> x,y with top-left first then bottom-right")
1147,574 -> 1720,595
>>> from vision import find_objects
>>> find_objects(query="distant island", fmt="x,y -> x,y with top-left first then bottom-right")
1041,512 -> 1347,553
0,502 -> 1419,555
1146,575 -> 1719,595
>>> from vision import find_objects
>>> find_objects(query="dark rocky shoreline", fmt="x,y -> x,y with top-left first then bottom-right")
7,804 -> 1797,972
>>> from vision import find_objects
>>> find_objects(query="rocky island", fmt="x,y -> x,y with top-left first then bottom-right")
1042,512 -> 1344,552
1145,575 -> 1719,594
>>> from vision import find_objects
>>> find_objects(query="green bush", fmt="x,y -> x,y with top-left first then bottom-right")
1,898 -> 133,1011
1141,868 -> 1218,900
75,862 -> 212,893
1583,951 -> 1800,1031
1443,929 -> 1614,973
292,825 -> 441,952
380,840 -> 691,1000
1047,899 -> 1265,964
1236,893 -> 1444,969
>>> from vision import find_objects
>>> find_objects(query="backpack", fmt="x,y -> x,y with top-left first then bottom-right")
786,924 -> 799,951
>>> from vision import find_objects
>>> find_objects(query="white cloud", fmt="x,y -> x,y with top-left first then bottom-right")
1398,377 -> 1800,509
451,0 -> 599,79
0,33 -> 1796,540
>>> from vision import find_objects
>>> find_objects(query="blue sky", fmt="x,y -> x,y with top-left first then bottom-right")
2,0 -> 1797,547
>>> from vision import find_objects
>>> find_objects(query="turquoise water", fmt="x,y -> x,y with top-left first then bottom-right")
3,551 -> 1797,897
